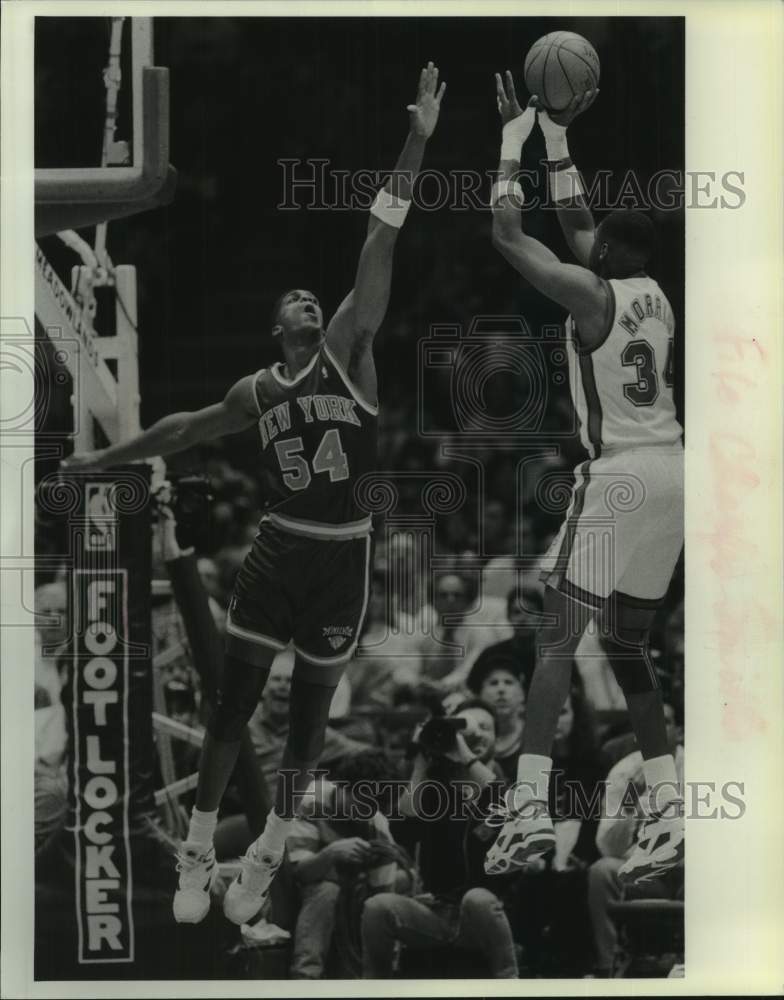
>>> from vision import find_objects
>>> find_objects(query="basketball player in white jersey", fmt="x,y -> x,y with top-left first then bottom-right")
484,73 -> 684,885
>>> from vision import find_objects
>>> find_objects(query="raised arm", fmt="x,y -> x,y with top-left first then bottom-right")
326,62 -> 446,372
491,71 -> 608,332
61,374 -> 259,472
535,91 -> 599,266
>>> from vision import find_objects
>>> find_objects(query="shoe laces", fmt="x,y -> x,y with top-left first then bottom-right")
485,797 -> 548,829
175,846 -> 214,887
237,842 -> 281,890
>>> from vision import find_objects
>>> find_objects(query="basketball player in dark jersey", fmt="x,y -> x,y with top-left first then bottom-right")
63,62 -> 446,925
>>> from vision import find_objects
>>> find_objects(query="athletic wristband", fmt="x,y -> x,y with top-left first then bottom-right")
539,110 -> 570,161
548,159 -> 585,203
500,112 -> 533,161
544,130 -> 570,161
491,180 -> 524,207
370,187 -> 411,229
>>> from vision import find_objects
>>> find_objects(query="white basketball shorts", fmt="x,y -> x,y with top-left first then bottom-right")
540,444 -> 684,607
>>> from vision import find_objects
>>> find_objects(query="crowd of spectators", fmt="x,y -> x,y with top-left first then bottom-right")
34,429 -> 685,980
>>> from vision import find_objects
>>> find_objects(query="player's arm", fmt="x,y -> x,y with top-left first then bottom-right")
534,91 -> 599,267
326,62 -> 446,364
60,374 -> 259,472
491,71 -> 608,325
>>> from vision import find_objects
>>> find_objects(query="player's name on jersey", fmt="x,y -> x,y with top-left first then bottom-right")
259,394 -> 362,449
617,291 -> 672,336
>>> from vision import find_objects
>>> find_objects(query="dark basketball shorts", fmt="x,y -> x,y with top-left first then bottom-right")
226,514 -> 372,667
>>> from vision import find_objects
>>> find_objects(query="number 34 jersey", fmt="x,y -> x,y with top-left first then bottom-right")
567,275 -> 683,457
251,343 -> 378,530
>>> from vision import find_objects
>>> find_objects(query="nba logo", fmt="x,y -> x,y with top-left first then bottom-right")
86,483 -> 116,551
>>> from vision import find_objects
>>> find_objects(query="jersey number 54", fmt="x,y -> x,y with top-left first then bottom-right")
274,428 -> 349,491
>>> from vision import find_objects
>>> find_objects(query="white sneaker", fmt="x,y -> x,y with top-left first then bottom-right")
618,798 -> 685,887
172,843 -> 218,924
223,840 -> 282,926
484,794 -> 556,875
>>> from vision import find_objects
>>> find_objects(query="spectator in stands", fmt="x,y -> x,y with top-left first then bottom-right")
286,751 -> 410,979
467,661 -> 526,785
344,569 -> 422,718
34,581 -> 69,706
34,582 -> 70,857
414,572 -> 512,693
587,705 -> 684,976
361,699 -> 519,979
34,684 -> 68,855
213,647 -> 371,859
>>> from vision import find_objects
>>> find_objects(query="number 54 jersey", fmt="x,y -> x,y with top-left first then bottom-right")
568,275 -> 682,457
252,342 -> 377,533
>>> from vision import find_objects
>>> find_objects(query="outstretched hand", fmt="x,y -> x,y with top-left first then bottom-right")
531,88 -> 599,128
495,70 -> 537,157
495,69 -> 529,125
407,61 -> 446,139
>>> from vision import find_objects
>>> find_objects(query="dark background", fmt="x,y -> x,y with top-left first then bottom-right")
35,15 -> 684,475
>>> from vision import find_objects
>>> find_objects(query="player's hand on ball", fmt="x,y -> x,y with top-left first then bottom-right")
407,61 -> 446,139
533,88 -> 599,129
60,449 -> 107,472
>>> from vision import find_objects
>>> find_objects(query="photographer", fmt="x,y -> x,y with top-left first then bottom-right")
284,751 -> 410,980
361,699 -> 519,978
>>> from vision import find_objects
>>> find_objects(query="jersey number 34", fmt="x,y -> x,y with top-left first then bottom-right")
622,337 -> 674,407
275,428 -> 349,491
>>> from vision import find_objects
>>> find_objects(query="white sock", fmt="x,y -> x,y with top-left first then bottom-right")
257,809 -> 293,856
186,807 -> 218,850
514,754 -> 553,807
642,754 -> 680,812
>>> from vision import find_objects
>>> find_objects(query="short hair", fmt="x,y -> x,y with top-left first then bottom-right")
600,210 -> 657,266
270,288 -> 320,329
271,289 -> 298,328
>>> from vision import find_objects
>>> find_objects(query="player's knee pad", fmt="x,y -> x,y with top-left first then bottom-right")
602,631 -> 660,696
207,654 -> 268,742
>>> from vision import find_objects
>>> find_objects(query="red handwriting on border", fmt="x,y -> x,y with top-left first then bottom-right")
704,334 -> 769,738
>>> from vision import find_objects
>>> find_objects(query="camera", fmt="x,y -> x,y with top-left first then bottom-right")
153,474 -> 213,549
408,693 -> 467,759
418,715 -> 467,756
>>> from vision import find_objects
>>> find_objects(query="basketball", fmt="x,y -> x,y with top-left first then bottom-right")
524,32 -> 600,113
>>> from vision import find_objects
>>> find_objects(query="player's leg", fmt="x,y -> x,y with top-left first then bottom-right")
275,661 -> 346,816
222,654 -> 346,925
223,531 -> 371,924
174,522 -> 293,923
173,642 -> 277,924
484,583 -> 596,874
599,593 -> 684,885
604,448 -> 684,885
486,458 -> 604,874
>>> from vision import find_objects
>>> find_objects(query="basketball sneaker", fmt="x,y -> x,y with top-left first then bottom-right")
223,840 -> 283,926
483,793 -> 556,875
618,798 -> 685,886
172,843 -> 218,924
